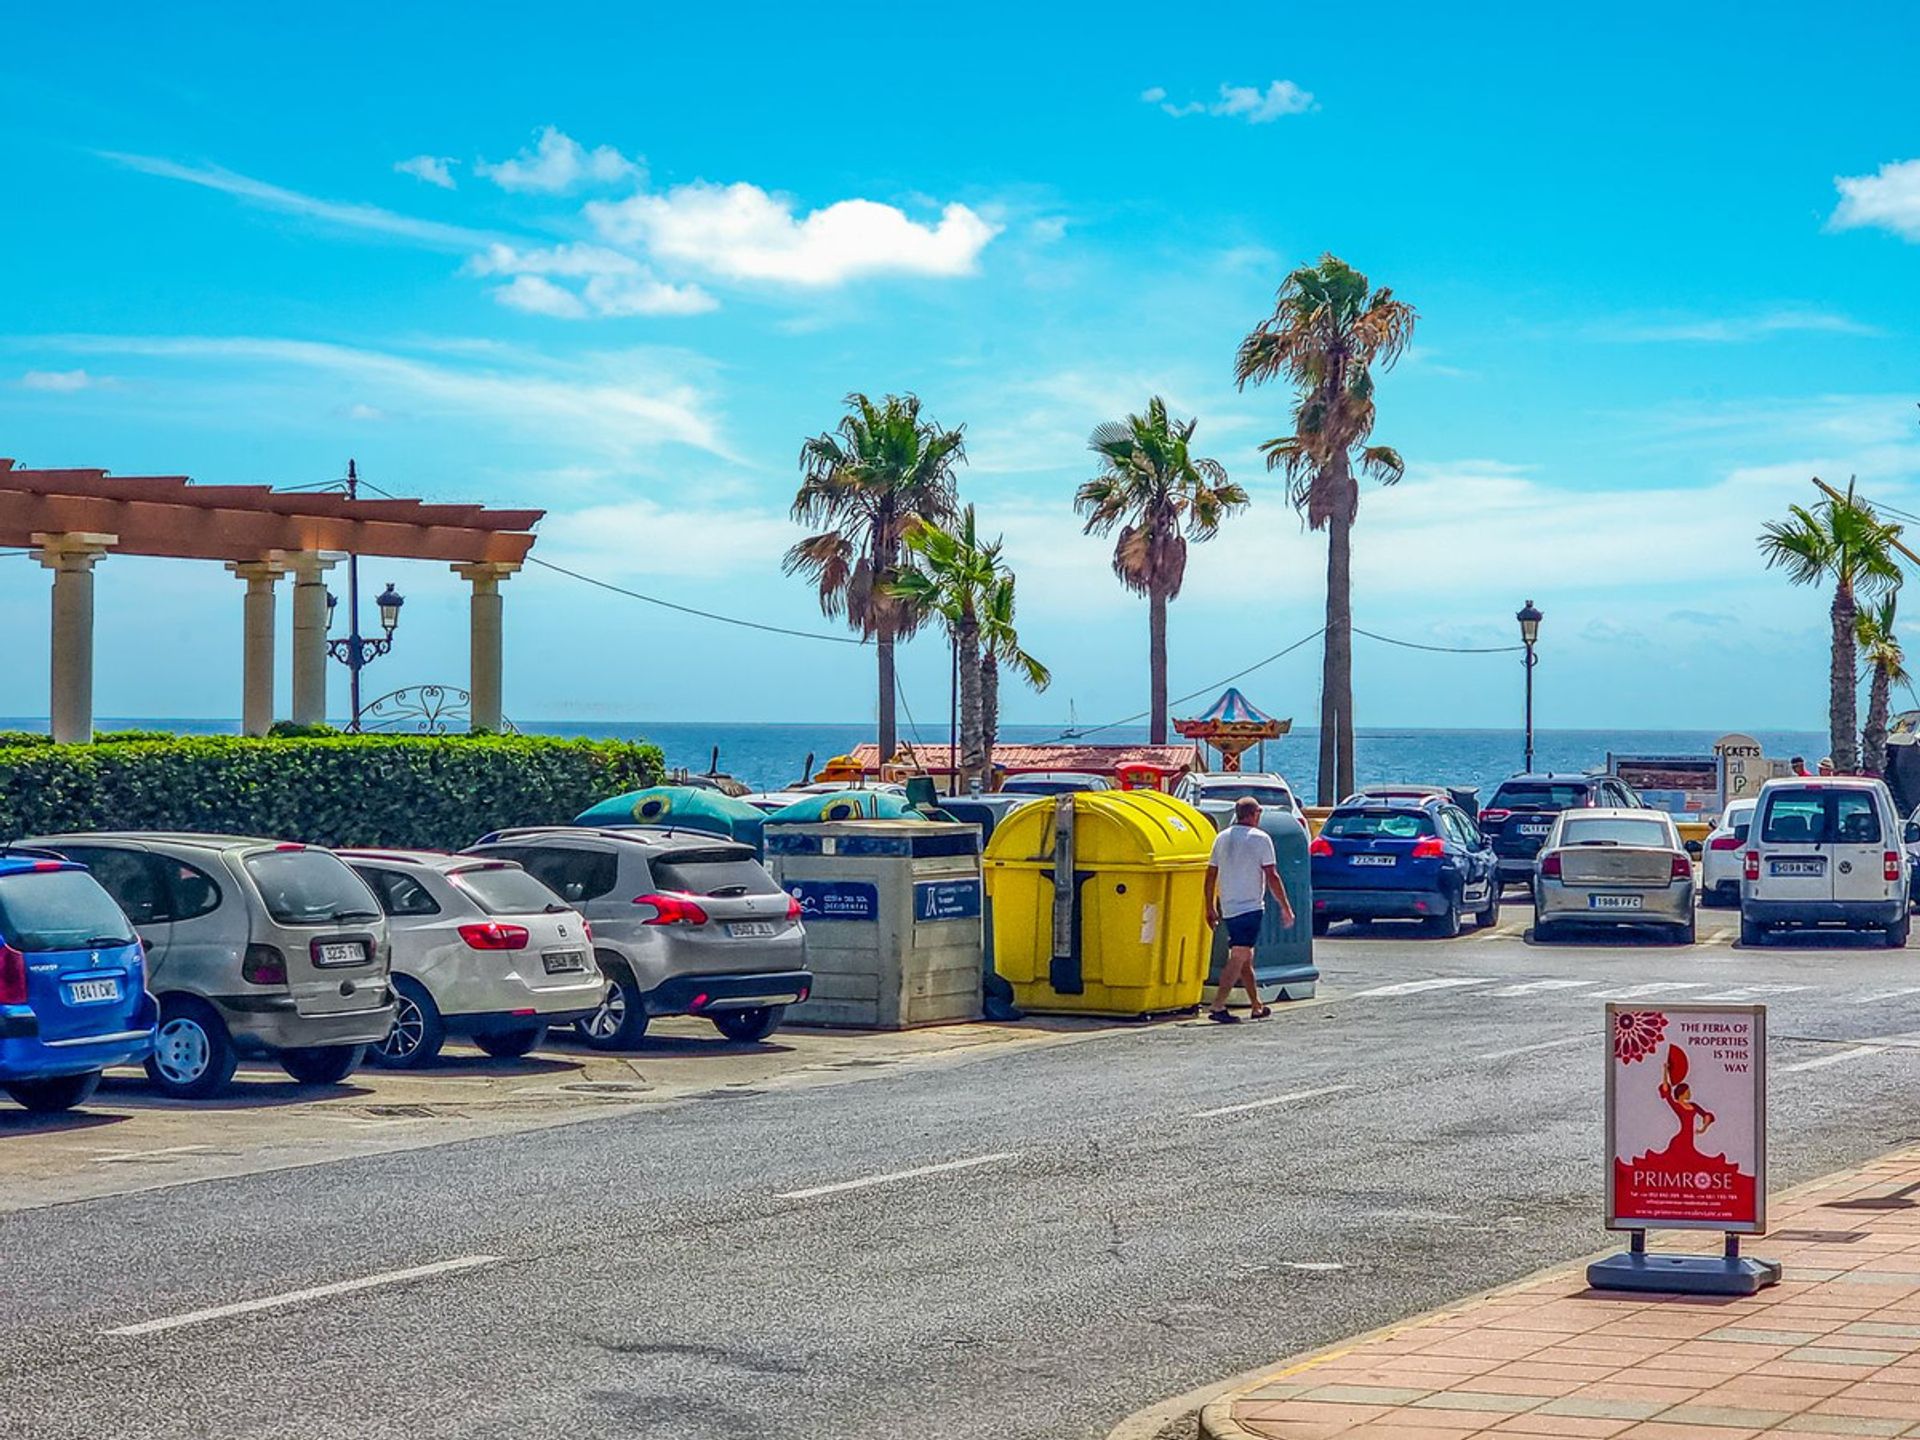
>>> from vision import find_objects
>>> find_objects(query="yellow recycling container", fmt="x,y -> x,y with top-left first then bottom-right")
983,790 -> 1214,1016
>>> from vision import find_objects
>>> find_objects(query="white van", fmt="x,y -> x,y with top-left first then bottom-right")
1739,776 -> 1909,948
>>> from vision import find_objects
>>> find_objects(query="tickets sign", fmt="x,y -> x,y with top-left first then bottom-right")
1605,1003 -> 1766,1233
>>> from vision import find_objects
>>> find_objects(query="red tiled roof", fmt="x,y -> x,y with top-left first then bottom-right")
844,742 -> 1198,776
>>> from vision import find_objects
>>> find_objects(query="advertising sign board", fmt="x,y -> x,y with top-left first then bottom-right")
1713,733 -> 1782,809
1605,1003 -> 1766,1233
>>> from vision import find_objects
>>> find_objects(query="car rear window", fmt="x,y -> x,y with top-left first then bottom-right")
1323,810 -> 1435,840
1759,789 -> 1884,846
481,847 -> 618,904
0,870 -> 137,952
1490,782 -> 1589,809
650,849 -> 781,898
244,850 -> 382,926
451,865 -> 565,916
1201,785 -> 1294,810
1558,817 -> 1672,848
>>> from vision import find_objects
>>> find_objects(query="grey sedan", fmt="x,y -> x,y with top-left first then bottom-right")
1533,808 -> 1696,944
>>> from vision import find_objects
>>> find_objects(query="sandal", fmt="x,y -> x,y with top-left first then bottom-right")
1208,1009 -> 1242,1024
1250,1005 -> 1272,1020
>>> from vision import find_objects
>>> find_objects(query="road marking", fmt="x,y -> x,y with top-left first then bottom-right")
1588,982 -> 1709,1001
1696,984 -> 1810,1001
1779,1045 -> 1886,1074
1472,1035 -> 1586,1062
102,1255 -> 501,1337
1486,979 -> 1594,997
1854,987 -> 1920,1004
1280,1261 -> 1344,1272
1192,1083 -> 1354,1119
89,1144 -> 210,1165
775,1152 -> 1018,1200
1345,978 -> 1492,999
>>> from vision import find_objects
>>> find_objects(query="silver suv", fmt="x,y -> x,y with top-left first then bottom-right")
462,827 -> 810,1047
25,833 -> 393,1098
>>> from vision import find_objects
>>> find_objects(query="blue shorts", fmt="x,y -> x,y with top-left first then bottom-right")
1222,910 -> 1263,947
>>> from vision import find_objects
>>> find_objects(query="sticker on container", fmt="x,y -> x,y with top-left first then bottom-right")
787,880 -> 878,922
1139,903 -> 1159,944
913,878 -> 982,922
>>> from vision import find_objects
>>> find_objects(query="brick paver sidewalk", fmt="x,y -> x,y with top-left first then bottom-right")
1204,1148 -> 1920,1439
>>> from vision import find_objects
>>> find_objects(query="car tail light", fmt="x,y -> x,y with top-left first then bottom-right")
1671,855 -> 1693,878
633,893 -> 709,926
690,992 -> 710,1010
1744,851 -> 1760,881
242,944 -> 287,985
582,921 -> 593,941
30,859 -> 62,872
458,922 -> 530,950
786,895 -> 803,922
1887,851 -> 1903,882
1479,809 -> 1511,824
1708,835 -> 1742,850
1410,836 -> 1445,858
1539,853 -> 1562,878
0,945 -> 25,1005
1309,837 -> 1333,857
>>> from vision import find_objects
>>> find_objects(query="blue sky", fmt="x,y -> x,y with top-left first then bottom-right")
5,1 -> 1920,732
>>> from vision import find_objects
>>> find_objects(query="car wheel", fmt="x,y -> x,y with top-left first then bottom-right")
1886,912 -> 1911,949
145,996 -> 240,1100
1310,915 -> 1330,937
578,963 -> 650,1050
1532,919 -> 1561,944
1674,914 -> 1697,946
474,1025 -> 547,1059
1739,916 -> 1765,948
1424,894 -> 1462,939
711,1005 -> 786,1043
4,1070 -> 102,1113
370,976 -> 445,1069
279,1044 -> 366,1086
1478,888 -> 1502,930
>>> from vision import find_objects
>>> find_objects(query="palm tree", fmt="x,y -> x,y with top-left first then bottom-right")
1233,253 -> 1415,804
786,393 -> 965,762
1759,479 -> 1904,775
890,506 -> 998,789
1076,397 -> 1248,744
979,570 -> 1050,785
1858,593 -> 1908,777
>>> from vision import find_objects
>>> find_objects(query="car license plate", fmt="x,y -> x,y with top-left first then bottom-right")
315,940 -> 367,967
1518,823 -> 1551,837
1588,893 -> 1643,910
1771,859 -> 1825,877
727,921 -> 778,939
541,950 -> 585,974
1350,854 -> 1396,867
67,977 -> 120,1004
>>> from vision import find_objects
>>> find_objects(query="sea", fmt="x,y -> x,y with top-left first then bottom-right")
48,718 -> 1832,799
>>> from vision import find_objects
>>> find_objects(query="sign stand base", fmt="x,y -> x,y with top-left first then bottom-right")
1588,1231 -> 1781,1296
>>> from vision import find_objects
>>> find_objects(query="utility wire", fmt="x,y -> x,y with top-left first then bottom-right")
525,555 -> 865,647
1054,627 -> 1327,741
1354,626 -> 1525,654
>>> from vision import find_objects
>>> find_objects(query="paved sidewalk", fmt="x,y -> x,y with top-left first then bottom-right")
1203,1148 -> 1920,1439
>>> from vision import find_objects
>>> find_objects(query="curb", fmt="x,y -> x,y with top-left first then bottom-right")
1108,1147 -> 1914,1440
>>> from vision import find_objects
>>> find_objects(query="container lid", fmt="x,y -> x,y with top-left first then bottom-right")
983,791 -> 1213,867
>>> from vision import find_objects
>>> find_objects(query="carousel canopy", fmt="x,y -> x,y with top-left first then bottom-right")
1174,687 -> 1289,739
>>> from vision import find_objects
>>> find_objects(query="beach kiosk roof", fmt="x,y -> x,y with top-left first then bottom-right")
1172,687 -> 1290,772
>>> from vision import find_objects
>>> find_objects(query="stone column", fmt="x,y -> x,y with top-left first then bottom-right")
226,559 -> 287,737
285,553 -> 339,727
452,562 -> 520,732
33,532 -> 117,745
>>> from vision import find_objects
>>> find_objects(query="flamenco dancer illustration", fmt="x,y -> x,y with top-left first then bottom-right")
1658,1043 -> 1716,1158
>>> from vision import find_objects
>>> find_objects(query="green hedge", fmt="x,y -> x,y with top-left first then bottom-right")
0,735 -> 663,850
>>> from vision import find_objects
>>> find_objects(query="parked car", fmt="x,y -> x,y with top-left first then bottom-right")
339,850 -> 606,1068
1175,772 -> 1298,829
0,852 -> 158,1112
997,771 -> 1113,796
22,833 -> 394,1098
1344,785 -> 1481,818
1701,798 -> 1759,907
462,828 -> 811,1047
942,793 -> 1036,843
1478,773 -> 1644,887
1533,808 -> 1696,944
1739,776 -> 1909,948
1307,796 -> 1498,936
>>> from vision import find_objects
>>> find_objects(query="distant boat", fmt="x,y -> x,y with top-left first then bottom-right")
1058,699 -> 1085,740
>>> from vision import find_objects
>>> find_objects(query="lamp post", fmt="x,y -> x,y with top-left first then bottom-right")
324,461 -> 406,731
1517,599 -> 1543,772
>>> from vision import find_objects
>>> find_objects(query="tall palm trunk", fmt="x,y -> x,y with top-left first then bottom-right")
957,614 -> 984,789
980,655 -> 1000,790
1863,665 -> 1892,777
875,497 -> 900,762
1148,584 -> 1169,745
877,625 -> 897,761
1319,507 -> 1356,804
1831,581 -> 1860,774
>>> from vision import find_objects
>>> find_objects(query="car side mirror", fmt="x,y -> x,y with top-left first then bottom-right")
1905,820 -> 1920,846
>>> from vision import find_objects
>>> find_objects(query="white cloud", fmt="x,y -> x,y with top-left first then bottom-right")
588,181 -> 1000,286
101,152 -> 493,249
1831,158 -> 1920,241
19,369 -> 100,391
1594,309 -> 1880,343
1148,80 -> 1317,123
493,275 -> 589,318
469,242 -> 717,317
395,154 -> 456,189
539,496 -> 797,577
343,402 -> 387,421
476,126 -> 638,193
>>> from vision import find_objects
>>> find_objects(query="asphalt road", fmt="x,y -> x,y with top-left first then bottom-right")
6,907 -> 1920,1440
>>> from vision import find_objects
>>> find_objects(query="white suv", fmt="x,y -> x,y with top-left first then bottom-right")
1739,776 -> 1909,948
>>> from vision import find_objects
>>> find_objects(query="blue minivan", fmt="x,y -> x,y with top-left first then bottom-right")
0,854 -> 157,1112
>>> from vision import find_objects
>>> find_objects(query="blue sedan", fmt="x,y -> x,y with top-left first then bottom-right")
1309,798 -> 1500,937
0,854 -> 156,1112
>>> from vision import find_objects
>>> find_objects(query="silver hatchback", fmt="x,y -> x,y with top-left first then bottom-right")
1533,808 -> 1697,944
462,828 -> 811,1047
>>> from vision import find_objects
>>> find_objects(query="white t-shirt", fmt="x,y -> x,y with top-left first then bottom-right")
1209,823 -> 1276,918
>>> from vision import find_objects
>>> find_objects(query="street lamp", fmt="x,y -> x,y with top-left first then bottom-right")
1517,599 -> 1543,772
327,575 -> 405,731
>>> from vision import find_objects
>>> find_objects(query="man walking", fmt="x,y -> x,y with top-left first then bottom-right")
1204,796 -> 1296,1024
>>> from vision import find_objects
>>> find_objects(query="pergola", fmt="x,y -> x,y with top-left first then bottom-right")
0,459 -> 542,741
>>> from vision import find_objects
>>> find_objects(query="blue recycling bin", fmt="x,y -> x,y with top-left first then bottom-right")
1205,807 -> 1318,1000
